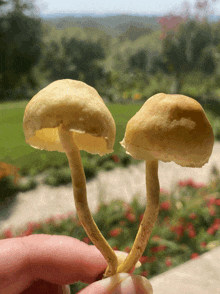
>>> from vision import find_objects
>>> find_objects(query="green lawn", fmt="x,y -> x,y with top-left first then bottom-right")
0,100 -> 142,175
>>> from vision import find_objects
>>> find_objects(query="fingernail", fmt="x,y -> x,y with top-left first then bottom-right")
62,284 -> 71,294
97,273 -> 131,291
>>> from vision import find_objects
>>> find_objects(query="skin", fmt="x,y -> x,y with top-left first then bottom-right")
0,234 -> 153,294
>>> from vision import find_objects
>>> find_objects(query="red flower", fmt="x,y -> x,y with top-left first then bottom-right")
3,228 -> 13,238
160,201 -> 171,211
125,212 -> 136,222
200,242 -> 207,248
109,228 -> 122,237
151,245 -> 167,253
207,227 -> 215,235
141,270 -> 148,277
112,246 -> 119,250
165,257 -> 172,267
191,253 -> 199,259
189,213 -> 197,220
186,223 -> 196,238
124,246 -> 131,253
215,199 -> 220,206
209,206 -> 216,216
206,196 -> 216,207
214,218 -> 220,225
140,256 -> 157,263
139,255 -> 148,264
172,224 -> 184,238
213,222 -> 220,231
111,154 -> 120,163
139,213 -> 144,222
82,237 -> 90,244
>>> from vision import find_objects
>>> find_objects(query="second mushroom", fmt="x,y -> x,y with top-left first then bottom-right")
115,93 -> 214,274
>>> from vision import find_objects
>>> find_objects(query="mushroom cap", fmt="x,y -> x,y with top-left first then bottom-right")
23,79 -> 116,155
121,93 -> 214,167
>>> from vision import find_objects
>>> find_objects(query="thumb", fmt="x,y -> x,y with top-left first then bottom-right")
78,273 -> 153,294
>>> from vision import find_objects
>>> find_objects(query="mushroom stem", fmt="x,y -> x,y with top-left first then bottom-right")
116,159 -> 160,274
58,124 -> 118,276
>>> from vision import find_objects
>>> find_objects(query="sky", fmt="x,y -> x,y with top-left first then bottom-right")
35,0 -> 220,17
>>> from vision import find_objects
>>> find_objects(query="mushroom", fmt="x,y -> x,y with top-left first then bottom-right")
116,93 -> 214,274
23,79 -> 118,276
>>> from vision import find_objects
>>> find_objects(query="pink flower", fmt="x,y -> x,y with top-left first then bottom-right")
165,257 -> 172,267
178,178 -> 204,189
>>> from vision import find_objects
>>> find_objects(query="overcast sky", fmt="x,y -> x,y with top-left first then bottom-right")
35,0 -> 220,16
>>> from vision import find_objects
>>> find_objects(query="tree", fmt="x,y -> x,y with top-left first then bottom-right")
129,50 -> 148,73
0,0 -> 42,100
42,37 -> 106,88
152,19 -> 216,93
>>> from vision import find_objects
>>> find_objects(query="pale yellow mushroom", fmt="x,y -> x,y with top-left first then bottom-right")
116,93 -> 214,274
23,79 -> 118,276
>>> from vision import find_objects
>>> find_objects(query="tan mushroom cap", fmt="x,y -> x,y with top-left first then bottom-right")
121,93 -> 214,167
23,79 -> 116,155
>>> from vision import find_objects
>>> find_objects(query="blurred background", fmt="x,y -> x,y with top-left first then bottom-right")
1,1 -> 220,292
1,0 -> 220,176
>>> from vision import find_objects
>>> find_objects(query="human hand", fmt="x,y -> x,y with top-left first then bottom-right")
0,234 -> 153,294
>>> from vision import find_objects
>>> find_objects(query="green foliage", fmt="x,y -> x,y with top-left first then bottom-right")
41,36 -> 106,88
0,0 -> 43,101
0,176 -> 19,203
151,19 -> 217,93
2,177 -> 220,293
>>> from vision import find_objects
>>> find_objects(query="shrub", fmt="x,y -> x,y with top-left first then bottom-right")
0,162 -> 20,203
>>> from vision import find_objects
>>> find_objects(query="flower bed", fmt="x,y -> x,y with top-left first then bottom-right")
1,177 -> 220,293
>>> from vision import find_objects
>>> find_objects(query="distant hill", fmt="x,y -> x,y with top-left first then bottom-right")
43,14 -> 161,37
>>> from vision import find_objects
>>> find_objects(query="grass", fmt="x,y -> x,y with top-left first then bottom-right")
0,100 -> 142,175
1,99 -> 220,177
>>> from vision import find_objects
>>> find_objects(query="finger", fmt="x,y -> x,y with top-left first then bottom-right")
21,280 -> 67,294
78,274 -> 153,294
0,234 -> 108,294
20,234 -> 108,285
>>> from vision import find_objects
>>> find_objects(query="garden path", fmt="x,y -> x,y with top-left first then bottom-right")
0,142 -> 220,235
